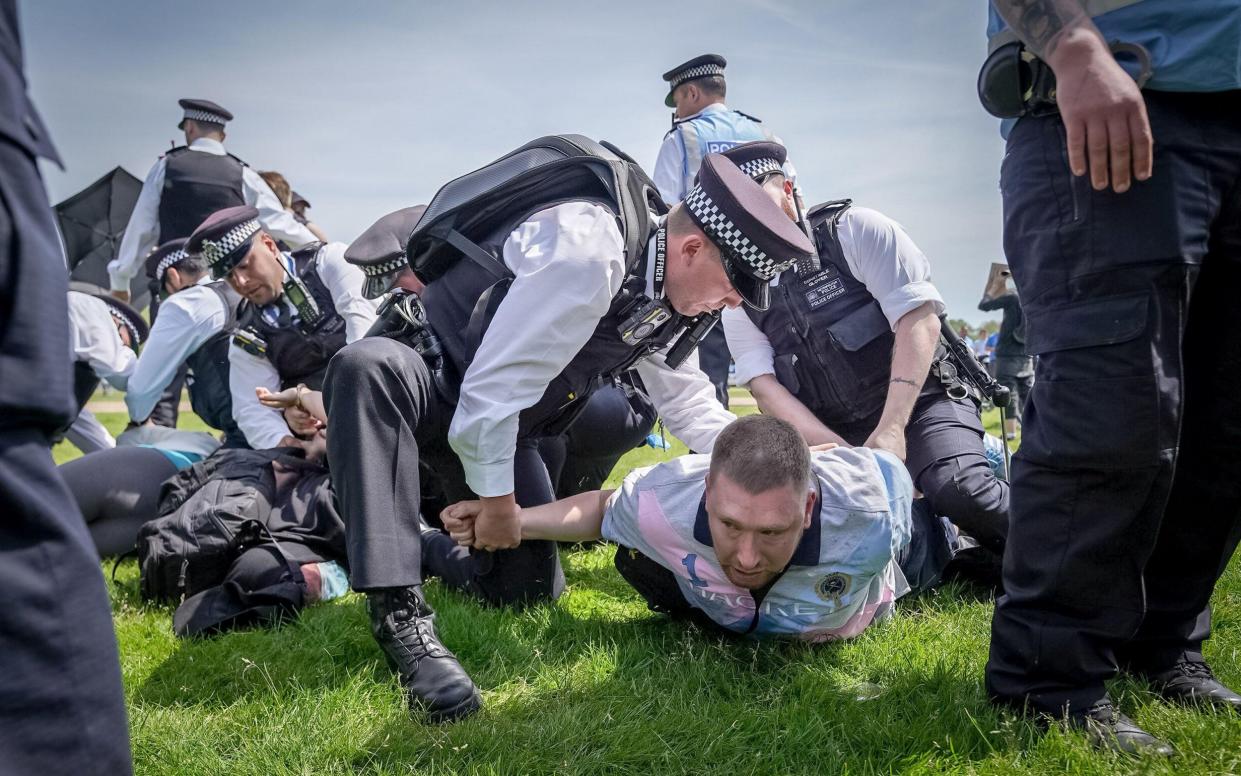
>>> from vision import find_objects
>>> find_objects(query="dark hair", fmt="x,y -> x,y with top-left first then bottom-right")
259,170 -> 293,209
169,253 -> 209,279
708,415 -> 810,494
693,74 -> 727,99
185,118 -> 225,136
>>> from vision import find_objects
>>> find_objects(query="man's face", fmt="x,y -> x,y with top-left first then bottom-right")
663,232 -> 743,316
705,472 -> 814,590
226,233 -> 286,306
758,174 -> 798,222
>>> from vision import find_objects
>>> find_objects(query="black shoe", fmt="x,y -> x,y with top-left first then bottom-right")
367,586 -> 481,723
1145,659 -> 1241,712
1067,701 -> 1174,757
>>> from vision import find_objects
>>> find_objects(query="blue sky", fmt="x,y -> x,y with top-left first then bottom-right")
22,1 -> 1007,324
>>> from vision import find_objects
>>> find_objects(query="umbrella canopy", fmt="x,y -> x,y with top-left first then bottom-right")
55,166 -> 149,310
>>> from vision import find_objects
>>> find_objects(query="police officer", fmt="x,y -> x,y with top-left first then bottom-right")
324,149 -> 813,723
187,205 -> 377,450
0,2 -> 132,770
64,282 -> 147,453
983,0 -> 1241,755
125,238 -> 248,447
717,142 -> 1010,554
653,54 -> 800,409
345,206 -> 658,504
444,414 -> 960,639
109,99 -> 319,300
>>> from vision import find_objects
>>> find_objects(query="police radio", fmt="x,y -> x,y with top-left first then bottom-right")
281,275 -> 324,331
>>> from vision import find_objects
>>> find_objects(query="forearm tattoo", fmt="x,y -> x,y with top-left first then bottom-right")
890,377 -> 920,390
992,0 -> 1089,59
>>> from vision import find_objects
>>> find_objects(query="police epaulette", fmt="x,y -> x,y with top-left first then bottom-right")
733,109 -> 763,123
232,327 -> 268,357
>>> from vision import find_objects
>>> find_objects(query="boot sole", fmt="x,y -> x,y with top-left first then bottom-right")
423,689 -> 483,724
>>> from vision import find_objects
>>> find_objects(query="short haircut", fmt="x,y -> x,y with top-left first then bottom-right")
186,118 -> 225,136
708,415 -> 811,494
170,253 -> 209,279
694,74 -> 726,99
259,170 -> 293,208
666,202 -> 695,235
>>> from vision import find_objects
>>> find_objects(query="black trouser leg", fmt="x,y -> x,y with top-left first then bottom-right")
59,446 -> 178,557
906,393 -> 1010,554
1118,181 -> 1241,673
986,91 -> 1241,713
0,430 -> 133,774
324,337 -> 449,590
423,440 -> 565,606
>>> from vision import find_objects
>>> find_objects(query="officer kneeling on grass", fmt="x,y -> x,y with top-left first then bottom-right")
444,414 -> 960,640
323,141 -> 813,723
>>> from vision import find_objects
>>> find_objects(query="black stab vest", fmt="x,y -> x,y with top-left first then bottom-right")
158,146 -> 246,240
234,245 -> 348,391
183,281 -> 245,442
745,200 -> 931,428
419,200 -> 666,439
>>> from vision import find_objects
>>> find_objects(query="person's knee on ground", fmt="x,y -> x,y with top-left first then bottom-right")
920,459 -> 1008,554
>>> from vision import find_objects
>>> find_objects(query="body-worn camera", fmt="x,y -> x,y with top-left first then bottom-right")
618,297 -> 674,345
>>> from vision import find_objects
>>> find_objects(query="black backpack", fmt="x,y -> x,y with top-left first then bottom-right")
405,134 -> 664,284
137,448 -> 321,603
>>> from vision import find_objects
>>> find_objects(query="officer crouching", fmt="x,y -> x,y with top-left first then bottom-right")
187,205 -> 377,450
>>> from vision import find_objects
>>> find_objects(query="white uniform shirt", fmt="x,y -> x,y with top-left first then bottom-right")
65,291 -> 138,453
125,277 -> 230,423
67,290 -> 136,389
652,103 -> 800,205
723,206 -> 946,387
447,202 -> 736,497
108,137 -> 319,291
227,242 -> 377,449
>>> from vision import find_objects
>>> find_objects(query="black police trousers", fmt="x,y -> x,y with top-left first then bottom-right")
323,337 -> 564,606
833,389 -> 1010,553
987,90 -> 1241,713
0,139 -> 132,774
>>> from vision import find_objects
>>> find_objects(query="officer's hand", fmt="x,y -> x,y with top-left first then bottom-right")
865,424 -> 907,462
441,501 -> 482,547
473,493 -> 522,552
111,289 -> 131,303
1046,29 -> 1153,194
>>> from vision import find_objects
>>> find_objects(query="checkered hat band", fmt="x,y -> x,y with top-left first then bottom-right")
361,256 -> 406,276
183,108 -> 228,125
201,220 -> 260,269
737,158 -> 783,180
671,64 -> 725,90
684,186 -> 790,281
154,249 -> 187,281
108,309 -> 139,345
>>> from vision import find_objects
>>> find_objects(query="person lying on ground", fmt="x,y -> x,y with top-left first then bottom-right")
442,414 -> 962,640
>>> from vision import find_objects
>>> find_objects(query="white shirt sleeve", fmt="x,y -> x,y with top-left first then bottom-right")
652,131 -> 687,205
634,347 -> 735,454
313,242 -> 379,343
124,286 -> 226,422
836,207 -> 945,329
108,158 -> 166,291
227,341 -> 288,449
242,167 -> 319,250
66,292 -> 136,388
448,202 -> 628,497
65,409 -> 115,453
721,305 -> 777,386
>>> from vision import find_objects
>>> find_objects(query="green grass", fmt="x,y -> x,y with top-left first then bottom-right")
68,398 -> 1240,774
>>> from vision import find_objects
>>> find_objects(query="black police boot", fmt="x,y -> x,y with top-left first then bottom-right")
1145,659 -> 1241,712
1067,701 -> 1174,757
367,586 -> 481,723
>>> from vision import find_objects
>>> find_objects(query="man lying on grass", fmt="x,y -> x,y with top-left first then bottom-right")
441,414 -> 960,640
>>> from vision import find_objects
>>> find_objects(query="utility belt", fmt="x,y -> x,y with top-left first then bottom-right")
978,39 -> 1152,119
366,290 -> 458,403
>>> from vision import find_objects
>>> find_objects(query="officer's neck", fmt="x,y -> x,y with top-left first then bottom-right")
677,99 -> 727,121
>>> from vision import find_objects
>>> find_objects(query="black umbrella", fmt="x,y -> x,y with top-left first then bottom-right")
55,166 -> 150,311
